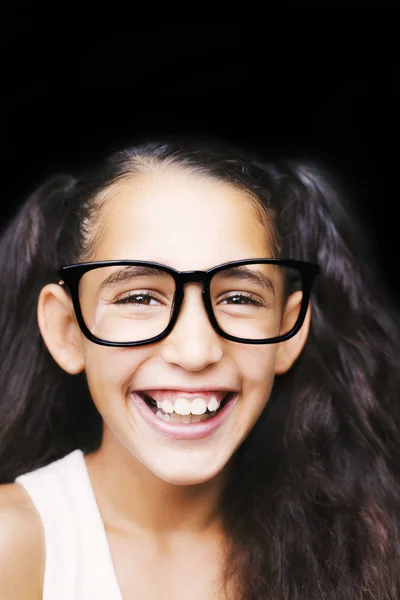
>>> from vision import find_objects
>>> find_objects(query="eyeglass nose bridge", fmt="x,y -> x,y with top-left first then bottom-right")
178,270 -> 209,285
169,270 -> 214,334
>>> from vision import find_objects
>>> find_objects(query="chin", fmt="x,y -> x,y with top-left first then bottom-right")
150,462 -> 228,487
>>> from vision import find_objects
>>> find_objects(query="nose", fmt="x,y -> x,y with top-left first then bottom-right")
159,284 -> 223,371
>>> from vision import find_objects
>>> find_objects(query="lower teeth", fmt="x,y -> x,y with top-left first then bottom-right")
155,410 -> 217,423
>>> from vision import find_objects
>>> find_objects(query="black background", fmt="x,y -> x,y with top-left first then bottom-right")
2,20 -> 399,301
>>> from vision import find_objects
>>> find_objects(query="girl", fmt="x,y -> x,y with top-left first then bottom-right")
0,137 -> 399,599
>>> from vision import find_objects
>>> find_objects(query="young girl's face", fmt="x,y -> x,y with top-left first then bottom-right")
44,166 -> 309,485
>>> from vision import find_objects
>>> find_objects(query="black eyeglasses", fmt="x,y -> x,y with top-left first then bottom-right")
58,259 -> 320,347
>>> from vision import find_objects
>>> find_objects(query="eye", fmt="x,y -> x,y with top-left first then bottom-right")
219,293 -> 264,307
114,292 -> 162,306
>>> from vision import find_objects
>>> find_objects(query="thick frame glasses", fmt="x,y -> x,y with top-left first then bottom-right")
58,259 -> 320,347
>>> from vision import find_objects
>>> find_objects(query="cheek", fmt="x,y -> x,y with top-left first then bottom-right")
233,345 -> 278,390
82,345 -> 149,402
232,345 -> 278,426
237,344 -> 277,384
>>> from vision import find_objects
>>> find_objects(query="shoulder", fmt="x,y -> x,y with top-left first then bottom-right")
0,482 -> 45,599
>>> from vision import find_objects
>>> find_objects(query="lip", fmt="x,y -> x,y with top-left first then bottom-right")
128,391 -> 238,440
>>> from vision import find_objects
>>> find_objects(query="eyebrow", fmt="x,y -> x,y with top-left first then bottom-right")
99,266 -> 170,289
97,263 -> 276,295
217,266 -> 275,295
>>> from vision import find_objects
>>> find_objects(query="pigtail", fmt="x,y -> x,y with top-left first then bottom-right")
277,162 -> 400,596
0,176 -> 102,483
222,159 -> 400,599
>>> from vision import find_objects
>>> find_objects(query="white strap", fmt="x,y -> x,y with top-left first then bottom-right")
16,450 -> 124,599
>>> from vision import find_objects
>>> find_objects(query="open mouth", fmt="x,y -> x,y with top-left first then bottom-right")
138,391 -> 234,424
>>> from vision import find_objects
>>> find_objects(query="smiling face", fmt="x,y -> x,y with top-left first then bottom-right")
39,164 -> 310,486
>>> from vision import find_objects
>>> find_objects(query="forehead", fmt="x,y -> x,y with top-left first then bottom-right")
92,166 -> 273,269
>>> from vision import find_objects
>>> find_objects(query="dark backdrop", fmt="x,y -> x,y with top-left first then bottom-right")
2,21 -> 399,301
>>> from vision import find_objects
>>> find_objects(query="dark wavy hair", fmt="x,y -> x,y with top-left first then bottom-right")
1,136 -> 400,599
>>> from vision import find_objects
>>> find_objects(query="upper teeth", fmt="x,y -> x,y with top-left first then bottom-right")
157,396 -> 221,415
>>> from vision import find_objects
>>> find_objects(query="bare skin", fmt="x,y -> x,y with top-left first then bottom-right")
1,472 -> 230,600
0,483 -> 45,600
84,437 -> 232,599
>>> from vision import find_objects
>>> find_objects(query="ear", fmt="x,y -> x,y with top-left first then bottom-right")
37,283 -> 85,374
275,291 -> 311,375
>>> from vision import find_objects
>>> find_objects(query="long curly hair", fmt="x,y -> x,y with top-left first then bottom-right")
1,137 -> 399,599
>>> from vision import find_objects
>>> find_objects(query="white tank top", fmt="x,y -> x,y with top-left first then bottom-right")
15,449 -> 124,600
